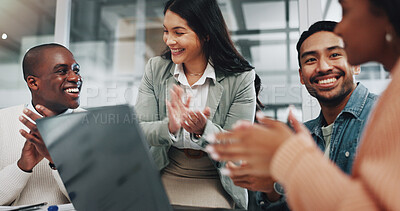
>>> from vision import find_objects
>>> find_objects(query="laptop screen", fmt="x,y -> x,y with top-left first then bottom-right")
36,105 -> 172,211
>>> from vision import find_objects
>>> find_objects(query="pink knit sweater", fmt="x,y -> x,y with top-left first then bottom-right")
271,60 -> 400,211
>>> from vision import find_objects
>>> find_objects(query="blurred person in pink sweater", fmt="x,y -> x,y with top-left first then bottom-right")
207,0 -> 400,210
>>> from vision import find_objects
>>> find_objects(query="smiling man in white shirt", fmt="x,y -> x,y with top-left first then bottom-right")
0,43 -> 83,206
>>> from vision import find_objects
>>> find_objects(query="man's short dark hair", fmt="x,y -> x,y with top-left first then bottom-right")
22,43 -> 67,81
296,21 -> 338,68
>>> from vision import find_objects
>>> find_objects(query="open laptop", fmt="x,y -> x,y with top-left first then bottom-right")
36,105 -> 173,211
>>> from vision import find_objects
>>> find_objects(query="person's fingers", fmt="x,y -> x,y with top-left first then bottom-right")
230,177 -> 251,187
20,129 -> 51,160
172,84 -> 180,93
206,143 -> 251,162
232,120 -> 252,130
288,110 -> 308,134
173,84 -> 180,93
221,162 -> 271,177
19,129 -> 41,146
230,175 -> 251,183
202,107 -> 211,118
188,111 -> 199,123
229,171 -> 253,182
30,130 -> 43,140
214,130 -> 248,145
194,111 -> 208,132
170,86 -> 183,108
227,161 -> 253,175
169,89 -> 178,106
184,95 -> 191,108
225,161 -> 239,169
194,110 -> 206,121
21,139 -> 38,156
232,181 -> 251,190
19,115 -> 38,132
35,105 -> 57,117
22,139 -> 34,149
166,100 -> 175,119
170,87 -> 185,112
177,98 -> 187,112
185,111 -> 207,132
22,108 -> 41,121
256,112 -> 280,127
177,85 -> 184,97
226,162 -> 253,182
183,113 -> 196,128
181,122 -> 191,132
174,86 -> 190,112
181,115 -> 194,131
167,100 -> 181,133
19,129 -> 30,141
190,111 -> 205,129
174,85 -> 184,100
220,165 -> 257,177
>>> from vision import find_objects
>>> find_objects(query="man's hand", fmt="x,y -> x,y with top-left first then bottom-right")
18,105 -> 57,171
17,137 -> 44,172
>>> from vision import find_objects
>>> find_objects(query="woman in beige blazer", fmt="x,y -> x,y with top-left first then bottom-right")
135,0 -> 256,209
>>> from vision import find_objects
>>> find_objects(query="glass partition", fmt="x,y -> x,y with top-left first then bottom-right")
70,0 -> 167,108
0,0 -> 56,108
226,0 -> 302,120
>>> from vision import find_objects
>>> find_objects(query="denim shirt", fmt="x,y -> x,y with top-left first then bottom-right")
305,83 -> 377,174
257,83 -> 377,210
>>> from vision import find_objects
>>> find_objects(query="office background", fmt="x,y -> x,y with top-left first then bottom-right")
0,0 -> 389,121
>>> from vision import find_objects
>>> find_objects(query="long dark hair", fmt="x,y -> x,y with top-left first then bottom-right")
161,0 -> 253,74
369,0 -> 400,36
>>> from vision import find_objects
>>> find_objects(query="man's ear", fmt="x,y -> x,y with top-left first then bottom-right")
298,68 -> 305,84
26,75 -> 39,91
352,65 -> 361,75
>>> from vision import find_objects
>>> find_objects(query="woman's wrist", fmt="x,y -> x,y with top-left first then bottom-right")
168,122 -> 179,134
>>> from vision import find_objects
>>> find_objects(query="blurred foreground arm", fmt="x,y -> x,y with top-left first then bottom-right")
208,112 -> 382,210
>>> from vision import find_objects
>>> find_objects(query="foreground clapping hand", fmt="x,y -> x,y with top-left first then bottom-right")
206,111 -> 309,178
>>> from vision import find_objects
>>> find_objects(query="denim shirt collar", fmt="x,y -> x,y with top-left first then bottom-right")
341,83 -> 371,117
309,83 -> 369,136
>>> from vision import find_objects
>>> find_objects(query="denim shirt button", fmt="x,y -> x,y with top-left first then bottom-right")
345,151 -> 350,157
259,201 -> 265,206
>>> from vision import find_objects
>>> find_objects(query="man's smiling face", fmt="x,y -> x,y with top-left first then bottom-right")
299,31 -> 357,104
33,47 -> 82,113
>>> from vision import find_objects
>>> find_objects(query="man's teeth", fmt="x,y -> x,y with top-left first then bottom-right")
171,49 -> 184,53
318,78 -> 337,85
65,88 -> 79,93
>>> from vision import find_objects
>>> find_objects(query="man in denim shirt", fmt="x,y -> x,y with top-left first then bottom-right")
227,21 -> 378,210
